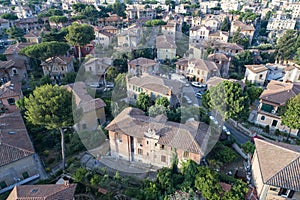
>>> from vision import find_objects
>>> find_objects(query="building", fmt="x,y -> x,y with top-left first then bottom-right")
189,25 -> 210,43
98,14 -> 123,27
267,18 -> 296,31
156,35 -> 177,60
208,30 -> 229,43
126,4 -> 157,20
255,80 -> 300,136
24,30 -> 41,43
94,30 -> 114,47
230,20 -> 255,44
0,59 -> 28,83
0,81 -> 22,113
189,41 -> 244,60
251,138 -> 300,200
117,27 -> 142,48
283,65 -> 300,83
82,57 -> 113,78
41,56 -> 74,81
0,112 -> 45,195
4,43 -> 33,72
162,21 -> 177,40
127,74 -> 182,107
207,53 -> 230,77
244,65 -> 269,86
106,107 -> 209,168
65,82 -> 106,131
206,76 -> 245,90
175,57 -> 220,83
128,57 -> 158,76
7,183 -> 77,200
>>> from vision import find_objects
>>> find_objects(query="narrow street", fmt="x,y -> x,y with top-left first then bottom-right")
225,122 -> 251,144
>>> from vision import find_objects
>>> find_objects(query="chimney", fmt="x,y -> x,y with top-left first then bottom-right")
63,177 -> 69,187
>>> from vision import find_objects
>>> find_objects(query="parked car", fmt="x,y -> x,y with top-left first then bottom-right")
88,83 -> 100,88
191,82 -> 207,88
209,115 -> 219,125
106,82 -> 114,88
195,92 -> 202,98
222,125 -> 231,135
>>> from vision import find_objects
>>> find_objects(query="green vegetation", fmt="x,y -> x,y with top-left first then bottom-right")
1,13 -> 18,20
281,94 -> 300,140
145,19 -> 167,27
220,17 -> 230,32
65,23 -> 95,61
203,81 -> 249,121
276,30 -> 300,62
6,26 -> 25,41
241,141 -> 255,154
21,84 -> 74,170
230,28 -> 250,49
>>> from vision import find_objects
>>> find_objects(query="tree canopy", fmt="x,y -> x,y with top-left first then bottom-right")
23,84 -> 74,170
276,30 -> 300,62
1,13 -> 18,20
220,17 -> 230,32
20,41 -> 70,61
136,92 -> 152,112
281,94 -> 300,138
205,81 -> 249,121
6,26 -> 25,41
155,96 -> 169,108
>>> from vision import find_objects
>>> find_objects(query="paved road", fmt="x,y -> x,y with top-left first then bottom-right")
225,122 -> 251,144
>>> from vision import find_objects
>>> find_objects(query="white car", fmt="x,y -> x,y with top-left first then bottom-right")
223,125 -> 231,135
191,82 -> 207,88
209,116 -> 219,125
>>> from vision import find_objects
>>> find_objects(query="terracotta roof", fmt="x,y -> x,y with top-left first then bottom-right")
259,80 -> 300,105
42,56 -> 73,65
65,82 -> 106,113
4,42 -> 35,55
0,60 -> 15,70
24,30 -> 40,38
7,184 -> 77,200
178,58 -> 219,72
254,138 -> 300,191
128,57 -> 157,67
102,25 -> 117,30
206,77 -> 245,89
245,65 -> 268,73
0,112 -> 35,167
232,20 -> 255,31
98,30 -> 114,37
106,107 -> 209,154
208,53 -> 229,61
156,35 -> 176,49
128,74 -> 182,96
209,30 -> 229,37
0,81 -> 22,99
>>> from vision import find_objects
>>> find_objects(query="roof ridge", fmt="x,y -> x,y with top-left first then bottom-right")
258,139 -> 300,154
0,142 -> 35,155
265,157 -> 300,191
46,184 -> 75,198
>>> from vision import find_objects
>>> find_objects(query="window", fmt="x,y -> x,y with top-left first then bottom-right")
7,98 -> 15,105
259,74 -> 263,79
82,123 -> 87,129
147,152 -> 149,156
116,133 -> 122,142
97,118 -> 101,125
160,144 -> 165,150
272,120 -> 278,127
138,148 -> 143,155
137,138 -> 143,146
147,141 -> 149,145
278,188 -> 295,198
183,151 -> 189,158
22,172 -> 29,179
261,116 -> 265,121
161,155 -> 166,162
0,181 -> 7,189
